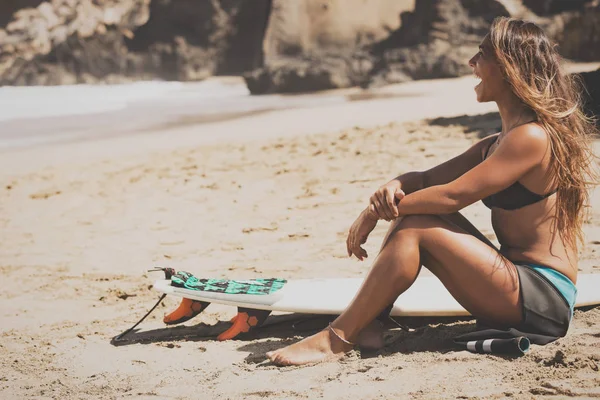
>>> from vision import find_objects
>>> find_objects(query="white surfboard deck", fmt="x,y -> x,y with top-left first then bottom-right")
154,274 -> 600,317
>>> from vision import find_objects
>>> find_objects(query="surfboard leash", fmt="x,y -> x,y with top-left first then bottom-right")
377,304 -> 410,332
111,267 -> 176,345
387,316 -> 411,332
111,293 -> 167,345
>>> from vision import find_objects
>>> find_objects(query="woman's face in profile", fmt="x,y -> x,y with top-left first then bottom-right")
468,35 -> 506,103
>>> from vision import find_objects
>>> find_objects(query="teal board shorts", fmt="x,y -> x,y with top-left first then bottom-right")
453,263 -> 576,354
512,263 -> 576,341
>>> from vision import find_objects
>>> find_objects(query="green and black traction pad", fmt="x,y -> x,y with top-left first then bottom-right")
170,270 -> 287,296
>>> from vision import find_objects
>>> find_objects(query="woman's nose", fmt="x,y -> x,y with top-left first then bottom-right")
468,55 -> 476,67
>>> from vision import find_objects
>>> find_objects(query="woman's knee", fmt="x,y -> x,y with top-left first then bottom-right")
381,215 -> 436,252
389,215 -> 439,237
398,214 -> 439,229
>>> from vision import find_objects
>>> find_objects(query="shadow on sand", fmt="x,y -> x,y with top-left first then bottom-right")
110,313 -> 311,346
110,312 -> 532,363
111,313 -> 474,347
237,315 -> 482,364
428,112 -> 502,139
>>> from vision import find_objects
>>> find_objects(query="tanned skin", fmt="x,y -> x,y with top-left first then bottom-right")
266,35 -> 572,366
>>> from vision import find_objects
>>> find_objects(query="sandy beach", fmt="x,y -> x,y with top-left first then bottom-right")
1,75 -> 600,399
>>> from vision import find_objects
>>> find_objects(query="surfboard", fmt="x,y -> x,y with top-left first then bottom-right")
145,269 -> 600,341
153,273 -> 600,317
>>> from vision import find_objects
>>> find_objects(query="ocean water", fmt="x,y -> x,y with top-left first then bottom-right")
0,78 -> 353,149
0,81 -> 186,122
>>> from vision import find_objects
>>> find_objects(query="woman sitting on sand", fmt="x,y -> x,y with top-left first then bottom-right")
266,17 -> 598,366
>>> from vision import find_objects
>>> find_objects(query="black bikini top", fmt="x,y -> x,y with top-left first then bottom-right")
481,138 -> 556,210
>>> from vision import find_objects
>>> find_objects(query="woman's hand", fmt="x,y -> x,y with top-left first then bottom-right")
370,179 -> 406,221
346,207 -> 379,261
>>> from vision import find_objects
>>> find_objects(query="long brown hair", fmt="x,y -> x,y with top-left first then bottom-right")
489,17 -> 598,250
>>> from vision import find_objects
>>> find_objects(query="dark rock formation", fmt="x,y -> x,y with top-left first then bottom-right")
128,0 -> 270,79
0,0 -> 270,85
245,0 -> 548,93
369,0 -> 600,87
366,0 -> 513,87
1,0 -> 599,91
579,68 -> 600,124
244,53 -> 374,94
245,0 -> 600,93
523,0 -> 595,16
547,3 -> 600,61
0,0 -> 152,85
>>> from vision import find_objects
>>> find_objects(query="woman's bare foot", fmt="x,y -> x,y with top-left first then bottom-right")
266,326 -> 354,366
357,320 -> 385,351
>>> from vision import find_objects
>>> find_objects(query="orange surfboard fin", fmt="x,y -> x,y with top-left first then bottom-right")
217,308 -> 271,341
163,298 -> 210,325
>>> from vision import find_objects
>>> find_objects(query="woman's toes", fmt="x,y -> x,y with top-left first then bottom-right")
277,355 -> 290,366
266,351 -> 279,362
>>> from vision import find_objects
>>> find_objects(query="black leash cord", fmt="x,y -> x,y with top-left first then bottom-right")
111,293 -> 167,345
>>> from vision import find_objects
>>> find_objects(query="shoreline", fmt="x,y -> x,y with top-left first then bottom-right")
1,60 -> 597,171
0,75 -> 500,176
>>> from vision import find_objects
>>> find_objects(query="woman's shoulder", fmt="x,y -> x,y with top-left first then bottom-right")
505,122 -> 548,148
497,123 -> 549,163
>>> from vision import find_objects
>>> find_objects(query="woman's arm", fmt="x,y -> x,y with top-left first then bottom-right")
395,125 -> 547,216
371,134 -> 498,220
390,171 -> 424,195
392,134 -> 498,194
421,133 -> 498,189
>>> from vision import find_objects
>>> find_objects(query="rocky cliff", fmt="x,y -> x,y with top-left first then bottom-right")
547,2 -> 600,61
1,0 -> 599,93
0,0 -> 151,85
364,0 -> 516,87
0,0 -> 270,85
244,0 -> 414,94
246,0 -> 600,93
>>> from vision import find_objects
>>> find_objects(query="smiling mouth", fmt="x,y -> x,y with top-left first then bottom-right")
473,71 -> 482,89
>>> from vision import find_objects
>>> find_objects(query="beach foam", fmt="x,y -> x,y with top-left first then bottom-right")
0,81 -> 189,122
